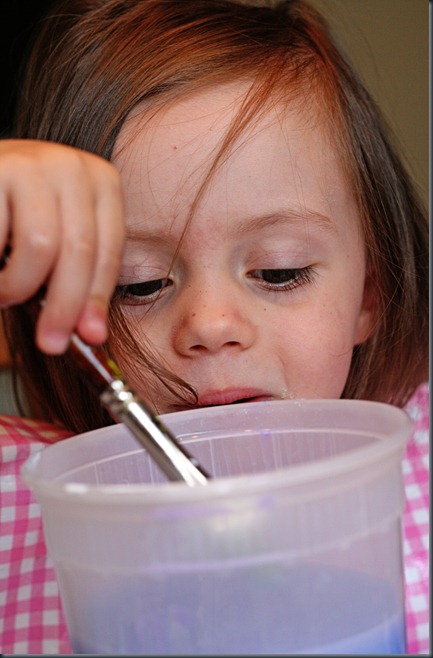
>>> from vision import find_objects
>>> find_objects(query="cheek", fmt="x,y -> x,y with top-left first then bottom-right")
286,342 -> 353,398
319,305 -> 366,379
275,306 -> 359,397
292,298 -> 363,348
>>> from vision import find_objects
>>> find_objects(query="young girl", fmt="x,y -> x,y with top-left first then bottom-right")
0,0 -> 428,653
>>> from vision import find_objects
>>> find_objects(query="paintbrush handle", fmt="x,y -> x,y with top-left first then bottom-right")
68,332 -> 210,485
1,239 -> 209,485
101,378 -> 209,485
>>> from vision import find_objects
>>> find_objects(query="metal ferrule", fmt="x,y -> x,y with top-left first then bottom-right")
101,379 -> 209,486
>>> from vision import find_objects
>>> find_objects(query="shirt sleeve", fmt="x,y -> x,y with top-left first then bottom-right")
0,413 -> 73,654
402,383 -> 430,654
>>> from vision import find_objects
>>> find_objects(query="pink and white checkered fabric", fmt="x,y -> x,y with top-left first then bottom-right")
0,415 -> 73,654
401,383 -> 430,654
0,384 -> 429,654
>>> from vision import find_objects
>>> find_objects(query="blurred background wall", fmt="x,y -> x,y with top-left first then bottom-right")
311,0 -> 429,210
0,0 -> 429,414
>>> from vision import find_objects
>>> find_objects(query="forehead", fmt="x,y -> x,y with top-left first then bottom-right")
112,81 -> 357,236
115,81 -> 335,161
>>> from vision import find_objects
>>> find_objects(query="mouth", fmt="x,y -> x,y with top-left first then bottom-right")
172,389 -> 274,412
199,396 -> 271,408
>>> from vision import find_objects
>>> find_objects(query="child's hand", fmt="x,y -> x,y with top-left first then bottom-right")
0,139 -> 125,353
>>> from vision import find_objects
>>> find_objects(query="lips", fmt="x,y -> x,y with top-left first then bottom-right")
196,388 -> 273,408
168,388 -> 275,413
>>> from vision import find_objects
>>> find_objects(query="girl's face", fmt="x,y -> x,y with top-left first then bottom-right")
112,82 -> 373,413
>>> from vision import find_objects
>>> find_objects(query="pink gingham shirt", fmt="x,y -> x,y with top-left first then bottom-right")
0,384 -> 429,654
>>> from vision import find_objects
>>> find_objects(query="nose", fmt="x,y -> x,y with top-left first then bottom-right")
172,285 -> 256,356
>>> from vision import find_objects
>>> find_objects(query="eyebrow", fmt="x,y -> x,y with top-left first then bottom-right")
232,208 -> 336,238
125,207 -> 336,243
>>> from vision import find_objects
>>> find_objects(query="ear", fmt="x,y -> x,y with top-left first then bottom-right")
354,274 -> 376,346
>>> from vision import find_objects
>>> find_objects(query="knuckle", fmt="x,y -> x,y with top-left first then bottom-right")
59,149 -> 86,177
1,152 -> 38,178
97,160 -> 123,196
68,234 -> 95,259
27,232 -> 54,259
0,275 -> 38,305
91,250 -> 123,299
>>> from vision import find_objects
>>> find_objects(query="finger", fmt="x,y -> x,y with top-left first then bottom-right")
0,182 -> 60,306
76,168 -> 125,344
35,183 -> 98,354
0,189 -> 10,264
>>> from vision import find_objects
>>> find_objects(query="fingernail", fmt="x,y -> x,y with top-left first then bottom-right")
80,300 -> 108,342
85,315 -> 108,341
40,330 -> 70,354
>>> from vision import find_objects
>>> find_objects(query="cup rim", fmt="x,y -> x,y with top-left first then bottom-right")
21,398 -> 412,505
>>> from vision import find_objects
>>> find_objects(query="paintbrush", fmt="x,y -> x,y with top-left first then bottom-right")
1,245 -> 210,485
64,331 -> 210,485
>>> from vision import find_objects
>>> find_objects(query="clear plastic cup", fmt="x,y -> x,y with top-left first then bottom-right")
21,399 -> 412,654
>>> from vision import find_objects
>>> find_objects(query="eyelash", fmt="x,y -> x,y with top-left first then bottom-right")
248,267 -> 316,291
116,267 -> 315,305
116,279 -> 172,305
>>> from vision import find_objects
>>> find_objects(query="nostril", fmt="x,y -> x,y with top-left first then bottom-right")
189,340 -> 240,353
174,303 -> 255,356
190,343 -> 207,352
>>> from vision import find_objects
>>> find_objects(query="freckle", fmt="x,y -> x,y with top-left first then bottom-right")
191,313 -> 196,317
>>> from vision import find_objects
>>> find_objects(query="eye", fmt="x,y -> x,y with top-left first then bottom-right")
248,267 -> 315,291
116,278 -> 172,304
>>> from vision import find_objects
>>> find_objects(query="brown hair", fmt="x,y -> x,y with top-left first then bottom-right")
4,0 -> 428,432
